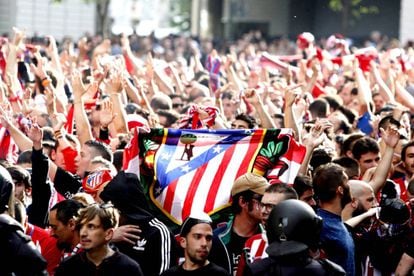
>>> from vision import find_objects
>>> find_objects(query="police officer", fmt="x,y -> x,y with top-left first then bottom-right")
245,199 -> 345,275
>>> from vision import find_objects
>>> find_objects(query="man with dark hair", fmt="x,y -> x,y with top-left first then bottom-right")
351,137 -> 380,177
220,91 -> 237,121
313,163 -> 355,275
309,148 -> 334,175
231,113 -> 257,129
161,212 -> 230,276
55,203 -> 143,275
293,175 -> 317,207
333,156 -> 361,180
309,98 -> 329,119
340,133 -> 364,157
209,173 -> 269,275
17,149 -> 33,169
157,109 -> 180,127
7,164 -> 32,207
49,199 -> 85,256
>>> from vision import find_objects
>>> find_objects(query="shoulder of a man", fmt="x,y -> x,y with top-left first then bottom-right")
316,258 -> 346,275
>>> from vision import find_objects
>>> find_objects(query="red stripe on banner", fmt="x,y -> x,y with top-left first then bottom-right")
122,128 -> 139,171
204,143 -> 237,212
163,179 -> 179,214
182,162 -> 209,219
236,129 -> 265,178
289,138 -> 307,164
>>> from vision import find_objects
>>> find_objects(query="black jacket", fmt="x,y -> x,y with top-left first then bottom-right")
100,171 -> 178,276
245,248 -> 345,276
55,250 -> 143,276
0,214 -> 47,275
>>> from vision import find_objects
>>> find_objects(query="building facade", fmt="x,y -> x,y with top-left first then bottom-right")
192,0 -> 414,45
0,0 -> 95,40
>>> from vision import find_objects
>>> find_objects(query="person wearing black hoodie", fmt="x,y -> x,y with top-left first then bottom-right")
0,164 -> 48,275
100,171 -> 179,276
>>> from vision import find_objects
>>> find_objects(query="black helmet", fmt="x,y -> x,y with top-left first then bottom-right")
266,199 -> 322,256
0,165 -> 14,214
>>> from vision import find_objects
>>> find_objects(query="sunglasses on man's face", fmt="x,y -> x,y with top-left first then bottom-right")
173,103 -> 184,108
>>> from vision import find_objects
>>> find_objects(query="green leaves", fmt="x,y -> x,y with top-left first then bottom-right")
259,141 -> 284,159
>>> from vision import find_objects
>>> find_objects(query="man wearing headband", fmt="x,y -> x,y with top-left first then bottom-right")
161,211 -> 229,276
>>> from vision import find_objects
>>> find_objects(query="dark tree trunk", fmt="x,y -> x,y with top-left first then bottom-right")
96,0 -> 111,38
341,0 -> 350,35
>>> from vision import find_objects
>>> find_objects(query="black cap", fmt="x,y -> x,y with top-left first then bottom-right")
180,211 -> 212,237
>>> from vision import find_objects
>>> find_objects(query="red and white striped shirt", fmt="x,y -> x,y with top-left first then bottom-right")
236,232 -> 269,276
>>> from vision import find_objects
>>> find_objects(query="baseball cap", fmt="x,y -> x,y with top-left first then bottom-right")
180,211 -> 212,237
231,173 -> 270,196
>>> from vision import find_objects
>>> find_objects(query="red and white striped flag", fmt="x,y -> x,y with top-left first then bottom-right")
139,128 -> 305,224
259,52 -> 299,74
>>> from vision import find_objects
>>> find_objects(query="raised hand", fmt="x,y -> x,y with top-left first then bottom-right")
105,68 -> 123,93
0,105 -> 12,129
11,27 -> 25,47
71,70 -> 89,101
30,52 -> 47,80
302,120 -> 327,149
243,88 -> 262,106
380,126 -> 400,149
45,35 -> 58,57
99,99 -> 116,128
145,52 -> 154,82
50,112 -> 67,132
26,121 -> 43,150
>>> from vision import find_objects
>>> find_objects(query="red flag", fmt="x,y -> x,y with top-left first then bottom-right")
312,82 -> 326,98
65,105 -> 75,134
0,125 -> 18,164
122,128 -> 140,178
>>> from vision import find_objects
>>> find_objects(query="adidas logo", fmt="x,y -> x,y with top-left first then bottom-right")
133,238 -> 147,251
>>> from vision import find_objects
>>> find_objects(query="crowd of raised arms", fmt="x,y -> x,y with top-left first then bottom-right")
1,26 -> 414,275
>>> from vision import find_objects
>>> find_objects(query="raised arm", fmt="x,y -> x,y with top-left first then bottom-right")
0,105 -> 32,152
283,83 -> 304,141
71,70 -> 93,145
370,60 -> 395,104
369,126 -> 400,194
106,67 -> 128,134
354,59 -> 373,116
243,88 -> 275,129
298,120 -> 327,176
